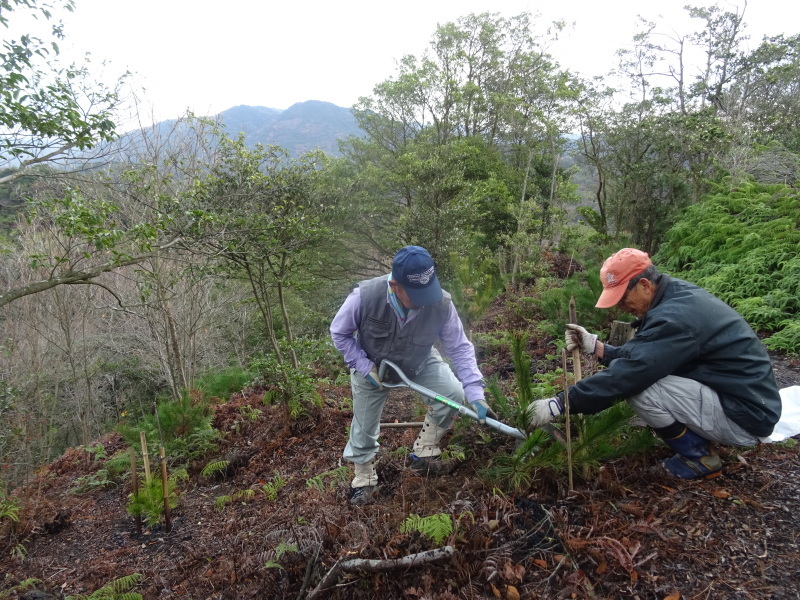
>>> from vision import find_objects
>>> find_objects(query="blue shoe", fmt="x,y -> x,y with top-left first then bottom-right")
659,427 -> 722,480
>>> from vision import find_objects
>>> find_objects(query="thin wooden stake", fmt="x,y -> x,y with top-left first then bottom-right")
569,297 -> 583,383
159,446 -> 172,533
562,348 -> 574,491
129,447 -> 142,535
140,431 -> 151,485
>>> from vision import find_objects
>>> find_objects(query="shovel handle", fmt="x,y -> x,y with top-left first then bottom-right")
378,360 -> 526,440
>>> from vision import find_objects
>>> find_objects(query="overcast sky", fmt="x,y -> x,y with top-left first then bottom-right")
44,0 -> 799,126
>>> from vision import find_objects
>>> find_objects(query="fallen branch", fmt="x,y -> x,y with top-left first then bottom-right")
306,546 -> 454,600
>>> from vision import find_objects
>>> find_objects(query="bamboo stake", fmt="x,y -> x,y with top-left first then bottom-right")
159,446 -> 172,533
129,447 -> 142,535
569,297 -> 583,382
140,431 -> 151,485
562,348 -> 574,491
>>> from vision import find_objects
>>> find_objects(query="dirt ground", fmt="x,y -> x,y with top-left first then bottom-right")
1,288 -> 799,599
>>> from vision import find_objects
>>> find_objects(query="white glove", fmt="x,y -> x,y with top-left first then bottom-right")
524,397 -> 564,429
565,324 -> 598,355
365,367 -> 383,390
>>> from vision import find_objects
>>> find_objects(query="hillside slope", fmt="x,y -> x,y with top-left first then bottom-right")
1,287 -> 799,600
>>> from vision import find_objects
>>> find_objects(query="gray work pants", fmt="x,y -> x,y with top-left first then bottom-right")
627,375 -> 759,447
343,349 -> 465,465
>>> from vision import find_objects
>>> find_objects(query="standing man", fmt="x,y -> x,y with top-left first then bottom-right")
526,248 -> 781,479
331,246 -> 494,505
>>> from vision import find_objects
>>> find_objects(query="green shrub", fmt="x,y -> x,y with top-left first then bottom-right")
656,181 -> 800,354
482,332 -> 656,491
118,395 -> 220,464
250,353 -> 321,419
194,367 -> 253,400
126,469 -> 187,527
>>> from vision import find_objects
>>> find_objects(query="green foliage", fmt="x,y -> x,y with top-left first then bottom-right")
445,249 -> 504,327
70,469 -> 116,494
118,395 -> 219,463
485,331 -> 562,430
401,513 -> 453,546
482,403 -> 656,491
483,333 -> 656,490
261,471 -> 287,501
250,354 -> 322,419
516,270 -> 609,341
265,541 -> 298,570
214,490 -> 255,512
126,469 -> 187,527
306,466 -> 350,492
0,578 -> 42,599
201,460 -> 230,478
656,181 -> 800,354
65,573 -> 144,600
0,489 -> 20,522
194,367 -> 253,400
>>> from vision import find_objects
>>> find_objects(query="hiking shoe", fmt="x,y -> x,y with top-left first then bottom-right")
408,454 -> 458,476
348,485 -> 376,506
660,452 -> 722,480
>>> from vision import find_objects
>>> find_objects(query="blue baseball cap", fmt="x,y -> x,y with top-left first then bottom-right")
391,246 -> 443,306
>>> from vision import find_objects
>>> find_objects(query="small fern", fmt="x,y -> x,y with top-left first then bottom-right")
306,466 -> 350,492
201,460 -> 230,478
401,513 -> 453,545
261,471 -> 287,501
215,495 -> 233,511
265,541 -> 298,570
65,573 -> 143,600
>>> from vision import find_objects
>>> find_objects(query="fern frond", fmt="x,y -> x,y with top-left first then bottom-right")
201,460 -> 229,478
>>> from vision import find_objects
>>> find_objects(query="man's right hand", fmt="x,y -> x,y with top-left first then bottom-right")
565,324 -> 598,355
365,367 -> 383,390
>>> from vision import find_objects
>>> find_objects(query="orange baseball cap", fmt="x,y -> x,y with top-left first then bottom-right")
595,248 -> 652,308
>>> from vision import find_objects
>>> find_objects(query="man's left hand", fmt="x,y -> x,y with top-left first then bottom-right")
470,398 -> 497,424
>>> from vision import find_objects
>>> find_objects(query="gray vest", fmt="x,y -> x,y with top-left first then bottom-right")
357,276 -> 451,379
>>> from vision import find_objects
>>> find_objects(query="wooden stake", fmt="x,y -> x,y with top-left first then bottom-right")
129,447 -> 142,535
569,297 -> 583,383
562,348 -> 574,491
140,431 -> 151,485
159,446 -> 172,533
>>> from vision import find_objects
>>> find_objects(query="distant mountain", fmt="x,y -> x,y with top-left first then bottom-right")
107,100 -> 364,161
218,101 -> 364,157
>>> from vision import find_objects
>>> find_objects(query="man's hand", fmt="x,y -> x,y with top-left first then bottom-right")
524,397 -> 564,430
565,324 -> 598,355
470,398 -> 497,424
365,366 -> 383,390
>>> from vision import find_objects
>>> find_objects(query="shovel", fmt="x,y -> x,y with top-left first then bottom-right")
377,359 -> 527,440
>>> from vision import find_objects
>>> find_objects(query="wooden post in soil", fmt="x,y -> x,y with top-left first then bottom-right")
140,431 -> 151,485
159,447 -> 172,533
569,297 -> 583,382
562,348 -> 574,491
129,447 -> 142,535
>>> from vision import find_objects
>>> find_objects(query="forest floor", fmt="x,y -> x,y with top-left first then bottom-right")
1,274 -> 799,600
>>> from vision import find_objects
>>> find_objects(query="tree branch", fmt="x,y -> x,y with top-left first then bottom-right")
306,546 -> 454,600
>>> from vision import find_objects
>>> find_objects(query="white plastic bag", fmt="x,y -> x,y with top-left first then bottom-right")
761,386 -> 800,443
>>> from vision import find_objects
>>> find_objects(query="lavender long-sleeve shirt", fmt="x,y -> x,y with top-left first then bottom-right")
330,283 -> 486,403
